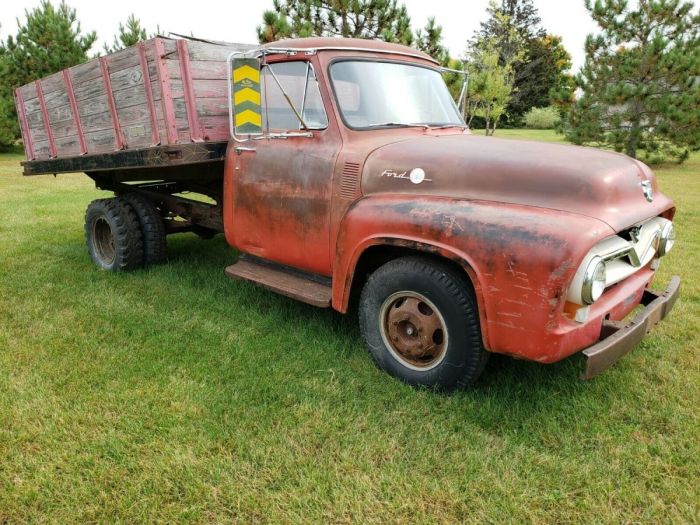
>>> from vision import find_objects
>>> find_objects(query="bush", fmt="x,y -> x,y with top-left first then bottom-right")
524,106 -> 560,129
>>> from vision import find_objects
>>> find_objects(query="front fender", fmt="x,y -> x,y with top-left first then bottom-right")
333,195 -> 614,360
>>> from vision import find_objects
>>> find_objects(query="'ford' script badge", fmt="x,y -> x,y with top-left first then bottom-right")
641,180 -> 653,202
381,168 -> 432,184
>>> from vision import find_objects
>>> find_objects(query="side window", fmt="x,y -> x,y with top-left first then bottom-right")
262,61 -> 329,131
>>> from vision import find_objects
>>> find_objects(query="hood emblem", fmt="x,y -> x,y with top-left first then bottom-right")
381,168 -> 431,184
641,180 -> 654,202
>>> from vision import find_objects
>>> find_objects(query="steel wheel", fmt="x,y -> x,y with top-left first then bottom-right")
92,216 -> 116,265
379,291 -> 449,371
359,256 -> 488,391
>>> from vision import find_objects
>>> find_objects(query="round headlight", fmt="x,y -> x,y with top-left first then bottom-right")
581,256 -> 606,305
658,221 -> 675,256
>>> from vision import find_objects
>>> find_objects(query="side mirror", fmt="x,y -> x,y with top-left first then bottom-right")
231,57 -> 263,135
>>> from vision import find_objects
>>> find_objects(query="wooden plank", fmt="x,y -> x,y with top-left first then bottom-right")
76,94 -> 109,120
154,37 -> 178,144
24,97 -> 41,114
200,116 -> 230,141
70,60 -> 102,84
35,80 -> 57,158
40,71 -> 66,94
193,78 -> 228,99
166,58 -> 227,81
63,69 -> 88,155
109,64 -> 146,92
80,110 -> 121,133
99,56 -> 126,150
195,97 -> 230,117
105,46 -> 141,74
177,39 -> 204,142
26,111 -> 44,129
113,84 -> 149,110
14,88 -> 35,160
47,104 -> 73,124
44,90 -> 69,110
85,128 -> 119,154
188,60 -> 229,80
54,134 -> 82,157
74,75 -> 108,102
31,140 -> 51,160
19,83 -> 38,102
49,117 -> 78,139
186,40 -> 254,61
29,124 -> 48,143
138,41 -> 160,146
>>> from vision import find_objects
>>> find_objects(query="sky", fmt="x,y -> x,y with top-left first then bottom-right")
0,0 -> 601,72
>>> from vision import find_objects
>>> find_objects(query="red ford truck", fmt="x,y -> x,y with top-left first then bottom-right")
14,36 -> 680,390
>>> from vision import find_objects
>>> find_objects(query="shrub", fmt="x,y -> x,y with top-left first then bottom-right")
524,106 -> 560,129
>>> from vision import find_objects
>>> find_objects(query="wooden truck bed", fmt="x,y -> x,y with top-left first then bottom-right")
15,37 -> 251,176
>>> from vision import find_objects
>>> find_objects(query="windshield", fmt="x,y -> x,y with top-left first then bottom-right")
329,60 -> 464,129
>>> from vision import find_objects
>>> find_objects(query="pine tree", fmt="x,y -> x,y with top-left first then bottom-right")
256,0 -> 414,46
0,1 -> 96,150
563,0 -> 700,163
103,14 -> 150,54
415,17 -> 448,65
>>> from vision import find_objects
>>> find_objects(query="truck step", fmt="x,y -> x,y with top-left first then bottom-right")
225,256 -> 332,308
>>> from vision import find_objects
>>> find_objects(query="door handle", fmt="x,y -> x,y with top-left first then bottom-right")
235,146 -> 256,154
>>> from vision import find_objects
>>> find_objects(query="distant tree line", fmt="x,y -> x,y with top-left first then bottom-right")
0,1 -> 155,150
0,0 -> 697,163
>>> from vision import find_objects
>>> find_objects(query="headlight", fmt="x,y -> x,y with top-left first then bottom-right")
581,256 -> 607,305
658,221 -> 675,256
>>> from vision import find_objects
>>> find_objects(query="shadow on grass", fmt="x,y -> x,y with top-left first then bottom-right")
56,231 -> 618,443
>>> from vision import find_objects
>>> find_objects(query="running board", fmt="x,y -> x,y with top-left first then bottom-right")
224,256 -> 332,308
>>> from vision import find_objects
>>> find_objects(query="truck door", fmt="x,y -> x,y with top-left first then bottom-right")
230,60 -> 339,276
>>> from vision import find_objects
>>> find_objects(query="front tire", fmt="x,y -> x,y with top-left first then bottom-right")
359,256 -> 488,391
84,198 -> 143,272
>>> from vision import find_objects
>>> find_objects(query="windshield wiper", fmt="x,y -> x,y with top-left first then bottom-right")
432,123 -> 469,130
366,122 -> 431,130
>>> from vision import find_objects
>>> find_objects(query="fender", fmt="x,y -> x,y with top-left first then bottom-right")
332,194 -> 616,361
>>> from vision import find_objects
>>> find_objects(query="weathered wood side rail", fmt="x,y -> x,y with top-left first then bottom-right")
14,37 -> 253,171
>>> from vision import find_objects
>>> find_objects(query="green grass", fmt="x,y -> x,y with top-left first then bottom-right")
0,131 -> 698,523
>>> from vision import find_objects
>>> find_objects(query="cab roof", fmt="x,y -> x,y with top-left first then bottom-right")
263,37 -> 437,64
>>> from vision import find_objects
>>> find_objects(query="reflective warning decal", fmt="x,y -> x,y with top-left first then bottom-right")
232,58 -> 262,135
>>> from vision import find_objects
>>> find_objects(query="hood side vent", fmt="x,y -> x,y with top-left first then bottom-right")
340,161 -> 361,200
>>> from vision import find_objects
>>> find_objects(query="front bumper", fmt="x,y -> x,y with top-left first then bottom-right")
581,276 -> 680,380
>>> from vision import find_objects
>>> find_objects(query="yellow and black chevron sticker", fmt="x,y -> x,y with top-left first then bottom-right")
232,58 -> 262,135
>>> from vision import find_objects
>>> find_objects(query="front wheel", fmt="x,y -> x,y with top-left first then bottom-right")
359,257 -> 488,391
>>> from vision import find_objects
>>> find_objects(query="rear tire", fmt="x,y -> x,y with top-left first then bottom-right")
359,256 -> 488,391
85,198 -> 143,272
121,193 -> 167,265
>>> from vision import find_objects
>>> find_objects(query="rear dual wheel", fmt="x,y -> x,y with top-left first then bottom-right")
85,195 -> 166,272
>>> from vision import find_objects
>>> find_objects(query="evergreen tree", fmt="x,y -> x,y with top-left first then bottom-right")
103,14 -> 151,54
256,0 -> 414,46
563,0 -> 700,163
0,1 -> 96,150
415,17 -> 448,64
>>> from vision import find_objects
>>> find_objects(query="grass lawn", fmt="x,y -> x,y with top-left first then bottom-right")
1,131 -> 698,523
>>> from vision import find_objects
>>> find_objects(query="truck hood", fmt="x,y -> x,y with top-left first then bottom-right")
361,134 -> 674,232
